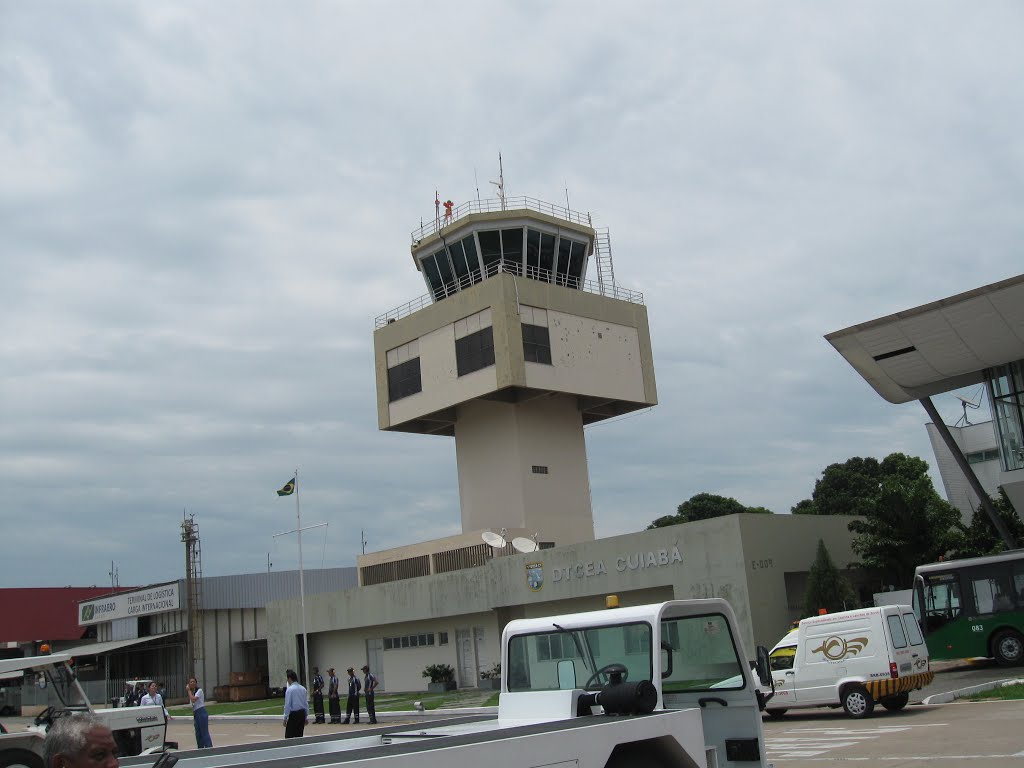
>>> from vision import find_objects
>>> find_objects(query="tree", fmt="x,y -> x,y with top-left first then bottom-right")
798,457 -> 884,516
647,493 -> 772,529
847,470 -> 961,589
948,489 -> 1024,559
791,498 -> 817,515
804,539 -> 857,616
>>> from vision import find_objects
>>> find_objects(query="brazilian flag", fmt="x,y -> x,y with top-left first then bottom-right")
277,477 -> 296,496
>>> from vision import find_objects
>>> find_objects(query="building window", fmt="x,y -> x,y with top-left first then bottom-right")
456,326 -> 495,376
522,324 -> 552,365
385,632 -> 436,651
438,632 -> 449,645
387,358 -> 422,401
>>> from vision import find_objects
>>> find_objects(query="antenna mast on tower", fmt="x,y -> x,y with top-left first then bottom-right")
181,513 -> 204,677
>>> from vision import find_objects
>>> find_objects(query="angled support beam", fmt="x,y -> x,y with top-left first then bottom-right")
919,396 -> 1016,548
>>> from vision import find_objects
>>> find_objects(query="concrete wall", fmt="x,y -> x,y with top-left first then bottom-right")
524,309 -> 646,403
737,514 -> 861,650
454,395 -> 594,543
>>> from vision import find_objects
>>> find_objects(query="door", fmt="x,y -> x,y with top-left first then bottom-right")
456,629 -> 475,688
885,610 -> 914,677
473,627 -> 488,683
768,644 -> 798,708
365,638 -> 384,691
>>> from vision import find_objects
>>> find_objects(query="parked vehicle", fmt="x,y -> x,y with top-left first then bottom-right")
122,599 -> 774,768
0,654 -> 169,768
913,550 -> 1024,665
765,605 -> 933,719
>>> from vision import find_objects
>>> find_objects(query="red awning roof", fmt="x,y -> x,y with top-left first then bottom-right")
0,587 -> 136,643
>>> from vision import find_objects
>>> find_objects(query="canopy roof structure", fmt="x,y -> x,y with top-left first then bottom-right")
826,273 -> 1024,403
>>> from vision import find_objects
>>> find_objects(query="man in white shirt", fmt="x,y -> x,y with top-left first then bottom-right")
283,669 -> 309,738
139,681 -> 170,720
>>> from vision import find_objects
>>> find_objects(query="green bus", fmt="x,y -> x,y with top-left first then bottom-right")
912,550 -> 1024,666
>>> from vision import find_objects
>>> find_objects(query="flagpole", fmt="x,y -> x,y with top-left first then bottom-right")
295,467 -> 310,693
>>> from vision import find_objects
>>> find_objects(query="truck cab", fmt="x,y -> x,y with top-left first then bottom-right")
501,598 -> 771,767
0,654 -> 168,768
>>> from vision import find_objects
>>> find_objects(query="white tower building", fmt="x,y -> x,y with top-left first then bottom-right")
371,196 -> 657,562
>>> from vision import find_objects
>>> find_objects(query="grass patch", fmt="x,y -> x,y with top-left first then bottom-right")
168,689 -> 498,717
965,682 -> 1024,701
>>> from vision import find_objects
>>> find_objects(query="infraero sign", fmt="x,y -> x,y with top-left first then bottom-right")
79,583 -> 180,625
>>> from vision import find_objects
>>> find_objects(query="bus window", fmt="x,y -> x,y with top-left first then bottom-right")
1014,562 -> 1024,606
967,569 -> 1015,614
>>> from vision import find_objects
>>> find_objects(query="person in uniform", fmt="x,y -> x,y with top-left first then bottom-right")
327,667 -> 341,724
312,667 -> 326,724
361,664 -> 378,724
342,667 -> 361,724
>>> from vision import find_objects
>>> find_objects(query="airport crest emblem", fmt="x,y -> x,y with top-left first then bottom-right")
526,562 -> 544,592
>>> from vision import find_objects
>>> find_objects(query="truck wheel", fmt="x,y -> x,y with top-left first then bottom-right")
841,685 -> 874,719
0,748 -> 46,768
992,630 -> 1024,666
881,692 -> 909,711
766,708 -> 788,718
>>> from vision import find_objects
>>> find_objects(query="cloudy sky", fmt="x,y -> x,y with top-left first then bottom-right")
3,2 -> 1021,588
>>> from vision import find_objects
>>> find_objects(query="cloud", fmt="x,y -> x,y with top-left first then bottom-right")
1,1 -> 1021,586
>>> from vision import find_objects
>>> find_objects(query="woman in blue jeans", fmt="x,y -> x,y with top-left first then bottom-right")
187,676 -> 213,748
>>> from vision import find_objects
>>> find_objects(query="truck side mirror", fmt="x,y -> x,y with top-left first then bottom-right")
755,646 -> 773,688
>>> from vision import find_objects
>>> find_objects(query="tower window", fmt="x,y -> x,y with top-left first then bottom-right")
387,358 -> 422,401
456,326 -> 495,376
523,324 -> 552,365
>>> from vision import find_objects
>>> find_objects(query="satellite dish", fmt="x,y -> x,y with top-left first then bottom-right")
512,537 -> 539,554
481,529 -> 507,549
953,392 -> 981,427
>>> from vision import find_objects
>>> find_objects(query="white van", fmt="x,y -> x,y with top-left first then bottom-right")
765,605 -> 933,719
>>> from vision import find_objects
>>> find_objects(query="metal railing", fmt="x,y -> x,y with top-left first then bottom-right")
412,196 -> 593,243
375,258 -> 644,328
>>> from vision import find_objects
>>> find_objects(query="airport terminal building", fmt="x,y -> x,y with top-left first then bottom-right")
266,514 -> 860,692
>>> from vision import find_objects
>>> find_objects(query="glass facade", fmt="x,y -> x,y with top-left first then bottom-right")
418,226 -> 589,302
986,360 -> 1024,471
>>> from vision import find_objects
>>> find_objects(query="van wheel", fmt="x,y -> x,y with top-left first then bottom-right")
841,685 -> 875,718
881,692 -> 909,711
992,630 -> 1024,666
766,708 -> 787,718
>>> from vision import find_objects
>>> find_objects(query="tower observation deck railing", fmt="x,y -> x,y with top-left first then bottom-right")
375,257 -> 644,328
412,196 -> 592,243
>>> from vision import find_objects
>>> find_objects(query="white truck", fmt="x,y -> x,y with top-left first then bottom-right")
0,653 -> 169,768
121,598 -> 774,768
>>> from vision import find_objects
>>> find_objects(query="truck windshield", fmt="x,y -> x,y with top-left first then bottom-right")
507,621 -> 654,692
661,613 -> 746,692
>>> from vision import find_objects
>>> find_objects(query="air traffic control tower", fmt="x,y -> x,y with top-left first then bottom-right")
372,195 -> 657,556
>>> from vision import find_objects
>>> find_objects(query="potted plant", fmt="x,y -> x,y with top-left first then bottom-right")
478,662 -> 501,690
422,663 -> 456,693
